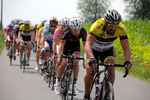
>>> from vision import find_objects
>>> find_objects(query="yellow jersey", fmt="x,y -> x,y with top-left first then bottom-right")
37,24 -> 44,30
38,26 -> 45,36
89,18 -> 128,52
19,24 -> 34,36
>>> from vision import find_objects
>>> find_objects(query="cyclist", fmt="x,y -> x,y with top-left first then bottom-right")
83,9 -> 132,100
54,17 -> 87,95
39,17 -> 58,69
36,20 -> 47,41
14,21 -> 24,55
5,24 -> 16,59
18,20 -> 34,66
52,17 -> 70,65
35,22 -> 49,71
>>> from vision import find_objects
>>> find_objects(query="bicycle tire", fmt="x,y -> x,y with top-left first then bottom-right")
61,70 -> 69,100
23,48 -> 26,73
20,54 -> 22,69
70,70 -> 75,100
99,81 -> 114,100
9,46 -> 13,66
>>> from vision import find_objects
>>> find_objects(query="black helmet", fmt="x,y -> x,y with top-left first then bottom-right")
104,9 -> 122,24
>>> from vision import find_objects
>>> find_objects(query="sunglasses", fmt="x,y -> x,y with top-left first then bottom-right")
107,23 -> 119,28
51,25 -> 56,28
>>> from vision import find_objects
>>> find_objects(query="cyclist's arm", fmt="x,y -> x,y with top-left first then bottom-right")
85,32 -> 96,59
31,30 -> 34,43
57,41 -> 65,59
18,31 -> 21,42
13,33 -> 16,43
120,38 -> 131,61
37,34 -> 41,49
52,37 -> 59,55
40,34 -> 46,48
36,29 -> 39,42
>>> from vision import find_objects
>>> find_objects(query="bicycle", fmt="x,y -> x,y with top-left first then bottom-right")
8,41 -> 14,65
60,54 -> 84,100
40,50 -> 52,76
20,41 -> 30,73
48,52 -> 57,91
88,59 -> 129,100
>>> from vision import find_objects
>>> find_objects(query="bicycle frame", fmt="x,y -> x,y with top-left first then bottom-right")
60,55 -> 84,100
89,62 -> 128,100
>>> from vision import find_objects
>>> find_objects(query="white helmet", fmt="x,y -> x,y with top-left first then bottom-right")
14,24 -> 19,29
41,19 -> 47,24
69,17 -> 82,30
24,20 -> 30,25
61,17 -> 70,26
104,9 -> 122,24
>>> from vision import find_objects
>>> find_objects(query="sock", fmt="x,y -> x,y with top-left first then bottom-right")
74,79 -> 77,84
56,77 -> 61,85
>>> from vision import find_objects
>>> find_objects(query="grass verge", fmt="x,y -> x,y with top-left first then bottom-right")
0,30 -> 5,54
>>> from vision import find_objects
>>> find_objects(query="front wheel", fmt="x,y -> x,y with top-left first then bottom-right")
99,81 -> 114,100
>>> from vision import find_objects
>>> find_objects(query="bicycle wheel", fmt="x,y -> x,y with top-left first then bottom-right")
70,70 -> 75,100
48,60 -> 54,88
20,54 -> 22,69
9,47 -> 13,65
61,70 -> 69,100
99,81 -> 114,100
23,49 -> 26,73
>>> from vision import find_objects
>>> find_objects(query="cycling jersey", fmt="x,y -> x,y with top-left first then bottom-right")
14,27 -> 19,36
37,24 -> 43,30
38,26 -> 46,37
5,28 -> 15,39
42,27 -> 54,42
53,25 -> 64,44
19,24 -> 34,42
89,18 -> 128,52
60,26 -> 87,55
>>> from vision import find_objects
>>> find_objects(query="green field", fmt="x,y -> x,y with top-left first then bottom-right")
0,30 -> 5,54
82,19 -> 150,83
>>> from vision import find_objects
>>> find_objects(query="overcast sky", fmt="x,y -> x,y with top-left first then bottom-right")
0,0 -> 127,28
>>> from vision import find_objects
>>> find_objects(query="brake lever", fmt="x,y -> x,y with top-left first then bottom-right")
123,67 -> 129,78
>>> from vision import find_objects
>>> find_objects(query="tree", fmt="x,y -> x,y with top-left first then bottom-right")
124,0 -> 150,20
77,0 -> 110,23
11,19 -> 23,25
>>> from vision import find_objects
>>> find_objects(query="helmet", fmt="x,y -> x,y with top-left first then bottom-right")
41,20 -> 47,24
24,20 -> 30,25
50,17 -> 58,25
61,17 -> 70,26
69,17 -> 82,30
44,22 -> 49,27
14,24 -> 19,29
8,23 -> 14,27
35,24 -> 38,28
19,21 -> 24,25
104,9 -> 122,24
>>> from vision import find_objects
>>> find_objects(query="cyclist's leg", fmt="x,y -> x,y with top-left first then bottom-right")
83,49 -> 100,98
101,47 -> 116,85
27,43 -> 32,60
72,51 -> 80,94
73,51 -> 80,80
54,47 -> 67,95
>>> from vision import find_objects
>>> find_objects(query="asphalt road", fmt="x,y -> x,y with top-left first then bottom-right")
0,49 -> 150,100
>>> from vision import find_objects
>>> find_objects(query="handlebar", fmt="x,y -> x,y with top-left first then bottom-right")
90,62 -> 129,78
60,55 -> 84,62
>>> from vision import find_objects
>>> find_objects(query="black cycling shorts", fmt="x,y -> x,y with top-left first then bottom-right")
20,35 -> 31,42
93,47 -> 116,63
63,43 -> 80,55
